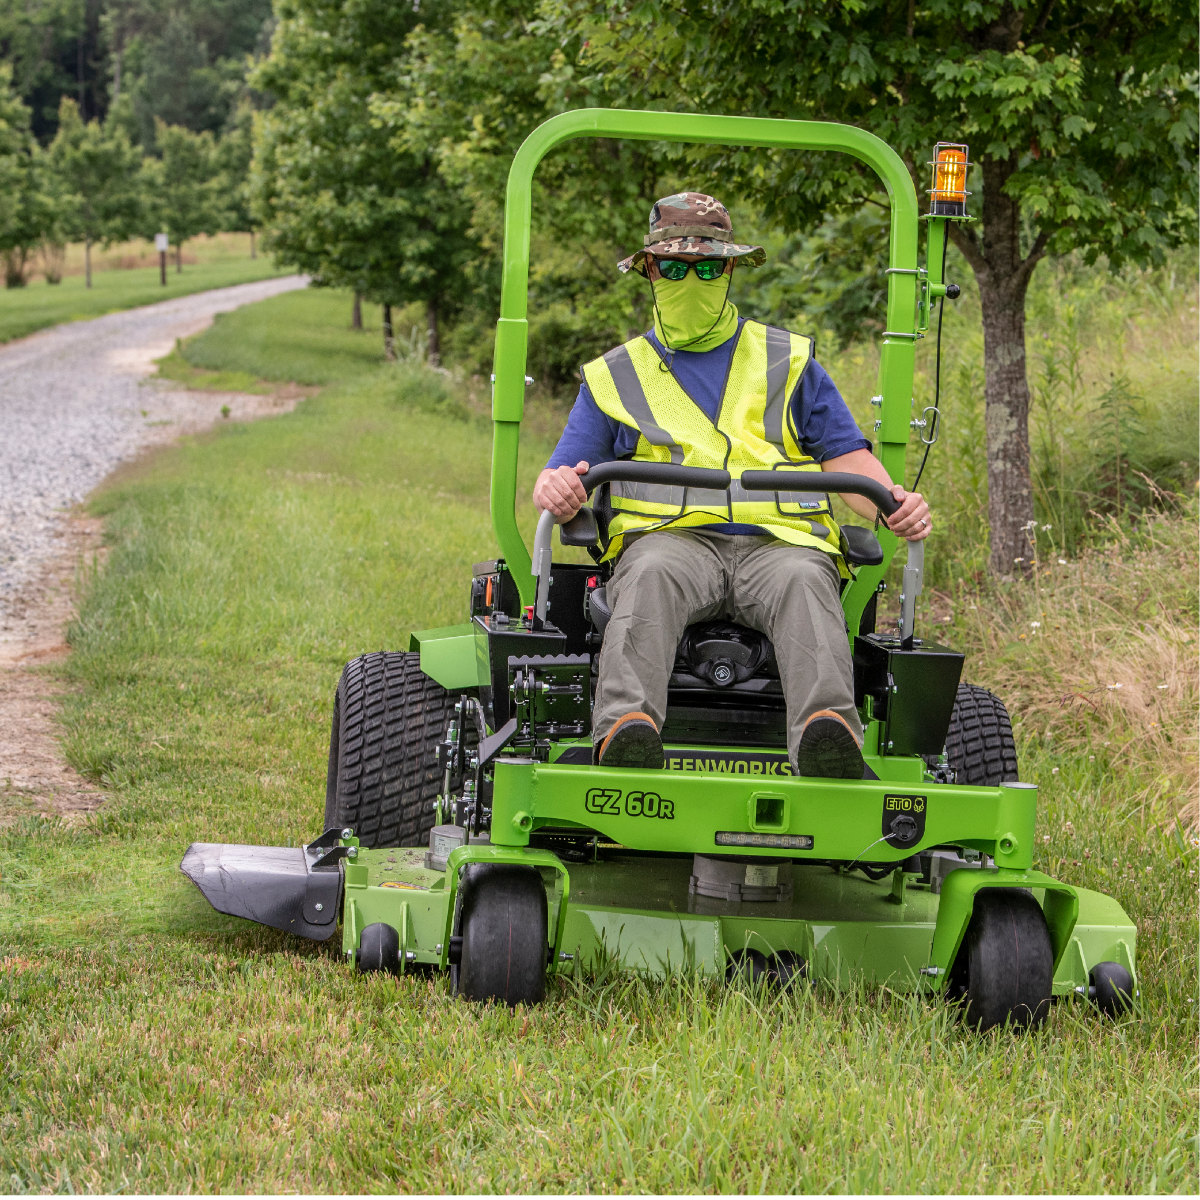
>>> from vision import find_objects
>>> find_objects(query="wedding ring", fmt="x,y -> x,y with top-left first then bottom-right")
919,517 -> 928,528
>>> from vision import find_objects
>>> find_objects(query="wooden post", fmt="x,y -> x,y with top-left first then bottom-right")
382,305 -> 396,361
155,233 -> 168,286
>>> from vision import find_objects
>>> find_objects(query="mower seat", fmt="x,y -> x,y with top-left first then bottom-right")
582,519 -> 881,659
586,582 -> 779,693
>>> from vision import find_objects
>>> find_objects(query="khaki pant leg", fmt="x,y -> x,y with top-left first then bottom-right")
593,530 -> 726,744
730,541 -> 862,763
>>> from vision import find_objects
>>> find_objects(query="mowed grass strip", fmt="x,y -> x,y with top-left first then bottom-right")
179,286 -> 399,385
0,256 -> 291,345
0,290 -> 1193,1190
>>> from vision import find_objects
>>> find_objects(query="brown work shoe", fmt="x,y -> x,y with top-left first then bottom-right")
795,710 -> 865,779
595,711 -> 664,769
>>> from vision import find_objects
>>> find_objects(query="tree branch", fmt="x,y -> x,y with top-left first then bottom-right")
1031,0 -> 1056,39
1016,227 -> 1052,288
948,221 -> 987,278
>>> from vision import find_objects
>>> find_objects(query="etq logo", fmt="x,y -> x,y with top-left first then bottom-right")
585,789 -> 675,820
882,793 -> 927,847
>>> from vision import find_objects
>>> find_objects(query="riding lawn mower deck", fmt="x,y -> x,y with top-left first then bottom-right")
183,109 -> 1137,1032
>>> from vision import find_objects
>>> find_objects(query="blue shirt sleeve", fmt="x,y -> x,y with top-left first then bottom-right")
545,381 -> 621,471
791,360 -> 872,462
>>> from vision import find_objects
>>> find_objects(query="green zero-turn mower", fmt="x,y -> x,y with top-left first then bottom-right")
183,109 -> 1139,1032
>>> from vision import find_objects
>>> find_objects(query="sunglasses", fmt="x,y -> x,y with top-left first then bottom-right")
654,257 -> 728,282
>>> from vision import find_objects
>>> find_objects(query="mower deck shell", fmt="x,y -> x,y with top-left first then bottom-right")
318,844 -> 1136,995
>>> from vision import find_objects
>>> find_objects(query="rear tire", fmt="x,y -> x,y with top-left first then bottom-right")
457,865 -> 548,1006
945,683 -> 1019,786
947,888 -> 1053,1032
325,651 -> 453,848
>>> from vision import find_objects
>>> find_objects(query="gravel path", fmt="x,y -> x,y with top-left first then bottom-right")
0,274 -> 308,615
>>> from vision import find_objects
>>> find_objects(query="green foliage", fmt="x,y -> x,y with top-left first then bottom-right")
250,0 -> 478,343
145,118 -> 223,254
0,0 -> 273,145
214,100 -> 255,235
46,97 -> 144,253
0,63 -> 54,286
108,0 -> 272,149
815,246 -> 1199,589
734,205 -> 892,350
381,0 -> 664,336
549,0 -> 1198,270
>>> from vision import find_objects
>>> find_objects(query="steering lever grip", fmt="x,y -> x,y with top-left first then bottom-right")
578,461 -> 731,496
739,470 -> 902,517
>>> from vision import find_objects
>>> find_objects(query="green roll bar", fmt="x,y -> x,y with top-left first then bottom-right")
491,108 -> 930,630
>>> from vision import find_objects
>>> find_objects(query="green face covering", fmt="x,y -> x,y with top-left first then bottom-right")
651,269 -> 739,352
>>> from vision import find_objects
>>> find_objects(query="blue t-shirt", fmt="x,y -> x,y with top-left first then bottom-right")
545,320 -> 871,536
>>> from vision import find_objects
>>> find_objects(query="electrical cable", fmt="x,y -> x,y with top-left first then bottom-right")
910,235 -> 949,492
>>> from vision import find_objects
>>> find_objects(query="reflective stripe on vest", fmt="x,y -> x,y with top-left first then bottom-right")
581,321 -> 843,562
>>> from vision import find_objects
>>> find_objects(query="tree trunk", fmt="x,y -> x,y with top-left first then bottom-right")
85,237 -> 92,289
950,155 -> 1047,579
250,230 -> 256,260
351,293 -> 362,330
426,299 -> 440,367
176,243 -> 183,273
382,304 -> 396,361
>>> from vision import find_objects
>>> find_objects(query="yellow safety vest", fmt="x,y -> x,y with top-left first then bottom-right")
581,320 -> 843,563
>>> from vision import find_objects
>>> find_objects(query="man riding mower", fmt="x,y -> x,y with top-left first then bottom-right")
182,109 -> 1138,1033
534,190 -> 932,779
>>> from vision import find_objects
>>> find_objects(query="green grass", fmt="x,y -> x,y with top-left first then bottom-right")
0,358 -> 1193,1191
178,286 -> 409,385
0,257 -> 292,345
152,347 -> 275,394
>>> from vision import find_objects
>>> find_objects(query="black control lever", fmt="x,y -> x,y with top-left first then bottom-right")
578,461 -> 731,496
739,470 -> 901,517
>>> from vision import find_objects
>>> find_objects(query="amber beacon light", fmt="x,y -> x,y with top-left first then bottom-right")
930,142 -> 969,217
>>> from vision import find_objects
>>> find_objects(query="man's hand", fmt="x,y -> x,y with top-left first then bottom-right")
881,484 -> 931,542
534,461 -> 589,520
820,448 -> 931,541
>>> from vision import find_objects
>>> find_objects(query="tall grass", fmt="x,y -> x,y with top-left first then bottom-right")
788,249 -> 1199,588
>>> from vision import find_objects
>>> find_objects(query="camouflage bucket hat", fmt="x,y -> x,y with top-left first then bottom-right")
618,192 -> 767,275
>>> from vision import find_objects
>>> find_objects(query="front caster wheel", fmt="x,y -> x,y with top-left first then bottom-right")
948,888 -> 1053,1032
357,922 -> 400,974
1090,961 -> 1135,1018
457,865 -> 547,1006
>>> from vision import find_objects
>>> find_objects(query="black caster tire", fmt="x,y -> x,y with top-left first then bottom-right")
726,948 -> 769,985
1091,961 -> 1135,1017
948,888 -> 1053,1032
457,865 -> 547,1006
770,950 -> 808,989
357,922 -> 401,974
325,651 -> 453,848
944,683 -> 1020,786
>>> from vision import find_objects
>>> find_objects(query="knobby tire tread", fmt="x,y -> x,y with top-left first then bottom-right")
327,651 -> 453,848
944,682 -> 1019,786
